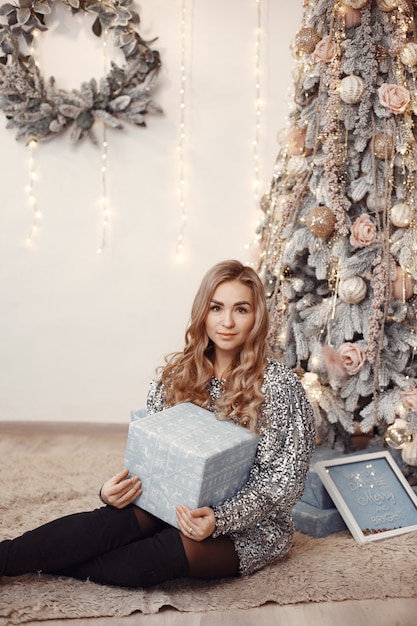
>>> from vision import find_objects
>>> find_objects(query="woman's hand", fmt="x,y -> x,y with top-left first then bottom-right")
176,504 -> 216,541
100,469 -> 142,509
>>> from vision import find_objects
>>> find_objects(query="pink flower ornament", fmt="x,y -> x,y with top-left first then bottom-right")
350,214 -> 377,248
378,83 -> 410,114
337,343 -> 366,375
314,36 -> 337,63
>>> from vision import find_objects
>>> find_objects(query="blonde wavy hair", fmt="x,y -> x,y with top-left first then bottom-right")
159,260 -> 270,432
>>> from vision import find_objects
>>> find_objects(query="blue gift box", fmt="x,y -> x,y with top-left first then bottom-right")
292,500 -> 347,537
301,446 -> 341,509
293,488 -> 417,539
124,402 -> 259,527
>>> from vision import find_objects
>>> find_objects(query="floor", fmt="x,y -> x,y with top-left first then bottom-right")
1,421 -> 417,626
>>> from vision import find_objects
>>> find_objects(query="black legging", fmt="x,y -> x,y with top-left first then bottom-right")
1,505 -> 239,588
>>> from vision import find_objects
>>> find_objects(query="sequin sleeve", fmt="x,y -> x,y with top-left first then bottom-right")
146,378 -> 166,414
212,358 -> 315,537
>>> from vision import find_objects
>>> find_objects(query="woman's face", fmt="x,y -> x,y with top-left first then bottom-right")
205,280 -> 255,361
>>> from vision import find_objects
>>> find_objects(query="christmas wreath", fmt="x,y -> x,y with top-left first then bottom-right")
0,0 -> 162,143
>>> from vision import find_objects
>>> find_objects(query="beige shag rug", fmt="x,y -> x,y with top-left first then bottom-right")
1,452 -> 417,625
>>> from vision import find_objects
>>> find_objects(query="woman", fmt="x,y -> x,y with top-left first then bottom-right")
0,260 -> 315,588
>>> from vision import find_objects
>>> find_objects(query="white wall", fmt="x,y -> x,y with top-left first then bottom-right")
0,0 -> 303,423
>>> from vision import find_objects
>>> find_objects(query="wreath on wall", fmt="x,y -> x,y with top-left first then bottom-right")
0,0 -> 162,143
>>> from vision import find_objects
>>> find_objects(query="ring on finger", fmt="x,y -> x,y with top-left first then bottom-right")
189,527 -> 193,535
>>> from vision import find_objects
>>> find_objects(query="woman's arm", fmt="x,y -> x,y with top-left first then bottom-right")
212,365 -> 315,536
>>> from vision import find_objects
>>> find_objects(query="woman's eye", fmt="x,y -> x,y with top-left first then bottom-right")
210,305 -> 220,312
237,307 -> 248,314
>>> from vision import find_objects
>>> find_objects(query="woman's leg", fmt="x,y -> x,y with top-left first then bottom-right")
51,530 -> 238,588
180,534 -> 239,579
54,527 -> 189,588
0,505 -> 165,578
2,505 -> 237,588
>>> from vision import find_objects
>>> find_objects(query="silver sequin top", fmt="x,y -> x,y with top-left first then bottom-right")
146,356 -> 315,576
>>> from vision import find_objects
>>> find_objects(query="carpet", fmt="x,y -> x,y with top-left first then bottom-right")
1,452 -> 416,625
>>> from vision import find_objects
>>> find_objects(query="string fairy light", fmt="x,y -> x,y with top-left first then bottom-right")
25,31 -> 42,247
97,29 -> 111,254
23,26 -> 111,252
26,137 -> 41,246
253,0 -> 262,206
97,128 -> 110,254
245,0 -> 264,264
175,0 -> 188,260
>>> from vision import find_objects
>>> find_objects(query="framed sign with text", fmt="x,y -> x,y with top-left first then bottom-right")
316,451 -> 417,543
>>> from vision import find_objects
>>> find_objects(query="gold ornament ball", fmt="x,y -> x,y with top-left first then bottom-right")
286,128 -> 307,156
306,206 -> 336,238
366,192 -> 386,212
339,75 -> 364,104
391,203 -> 412,228
400,42 -> 417,67
259,194 -> 271,213
287,155 -> 309,177
384,418 -> 412,450
372,133 -> 394,160
295,28 -> 321,55
338,276 -> 367,304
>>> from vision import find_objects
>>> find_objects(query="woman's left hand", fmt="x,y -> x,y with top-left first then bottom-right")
176,504 -> 216,541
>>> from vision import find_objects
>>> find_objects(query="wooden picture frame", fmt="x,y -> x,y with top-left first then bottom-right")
316,451 -> 417,543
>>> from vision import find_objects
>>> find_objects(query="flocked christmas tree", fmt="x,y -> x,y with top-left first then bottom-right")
257,0 -> 417,479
